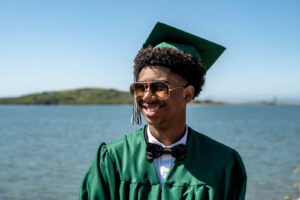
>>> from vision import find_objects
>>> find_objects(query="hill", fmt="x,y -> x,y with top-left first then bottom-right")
0,88 -> 133,105
0,88 -> 229,105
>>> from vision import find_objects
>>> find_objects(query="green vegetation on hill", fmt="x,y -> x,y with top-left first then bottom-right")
192,99 -> 226,105
0,88 -> 227,105
0,88 -> 133,105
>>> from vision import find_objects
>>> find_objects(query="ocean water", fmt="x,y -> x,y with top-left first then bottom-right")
0,105 -> 299,200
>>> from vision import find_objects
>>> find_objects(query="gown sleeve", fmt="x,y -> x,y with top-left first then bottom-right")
221,150 -> 247,200
79,143 -> 117,200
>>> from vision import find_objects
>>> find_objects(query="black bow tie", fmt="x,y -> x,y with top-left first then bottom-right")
146,143 -> 186,161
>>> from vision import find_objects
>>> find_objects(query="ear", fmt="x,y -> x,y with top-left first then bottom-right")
184,85 -> 194,103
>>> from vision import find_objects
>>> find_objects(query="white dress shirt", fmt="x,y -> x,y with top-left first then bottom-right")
147,125 -> 188,185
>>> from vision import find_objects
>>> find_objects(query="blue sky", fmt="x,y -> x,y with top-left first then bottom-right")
0,0 -> 299,102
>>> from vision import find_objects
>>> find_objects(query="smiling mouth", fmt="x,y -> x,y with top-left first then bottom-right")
141,102 -> 162,117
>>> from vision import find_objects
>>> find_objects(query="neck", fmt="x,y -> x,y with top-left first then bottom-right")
148,120 -> 186,146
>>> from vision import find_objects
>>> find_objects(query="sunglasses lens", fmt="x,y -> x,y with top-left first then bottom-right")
130,83 -> 146,97
150,82 -> 169,99
129,84 -> 135,96
135,84 -> 146,97
130,82 -> 169,99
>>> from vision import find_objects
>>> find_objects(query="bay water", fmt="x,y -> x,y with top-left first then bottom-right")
0,105 -> 299,200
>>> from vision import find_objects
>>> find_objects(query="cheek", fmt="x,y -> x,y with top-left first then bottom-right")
135,98 -> 142,107
167,94 -> 186,112
170,91 -> 185,102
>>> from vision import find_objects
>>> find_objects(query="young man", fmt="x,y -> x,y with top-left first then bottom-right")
80,22 -> 247,200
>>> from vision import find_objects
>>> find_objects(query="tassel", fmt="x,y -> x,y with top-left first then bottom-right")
131,76 -> 142,125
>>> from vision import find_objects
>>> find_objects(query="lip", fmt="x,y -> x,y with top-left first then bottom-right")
141,101 -> 163,118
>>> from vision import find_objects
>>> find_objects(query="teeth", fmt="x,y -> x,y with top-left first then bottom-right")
147,106 -> 160,112
143,102 -> 161,113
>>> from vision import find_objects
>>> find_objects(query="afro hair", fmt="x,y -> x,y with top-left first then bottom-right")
133,47 -> 206,98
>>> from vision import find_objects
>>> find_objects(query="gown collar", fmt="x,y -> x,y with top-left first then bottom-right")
145,125 -> 188,147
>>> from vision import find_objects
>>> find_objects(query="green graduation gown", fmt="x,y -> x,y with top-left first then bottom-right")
79,127 -> 247,200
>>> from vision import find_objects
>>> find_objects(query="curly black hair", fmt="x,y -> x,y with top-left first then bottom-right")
133,47 -> 206,98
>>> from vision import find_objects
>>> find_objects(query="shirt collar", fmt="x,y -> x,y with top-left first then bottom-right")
147,125 -> 188,148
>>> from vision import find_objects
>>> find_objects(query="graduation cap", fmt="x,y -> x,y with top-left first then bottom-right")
142,22 -> 226,71
131,22 -> 225,125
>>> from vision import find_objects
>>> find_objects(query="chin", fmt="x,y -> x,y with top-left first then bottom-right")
143,114 -> 162,126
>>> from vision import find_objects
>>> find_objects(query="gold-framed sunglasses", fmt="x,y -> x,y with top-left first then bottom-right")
129,81 -> 187,100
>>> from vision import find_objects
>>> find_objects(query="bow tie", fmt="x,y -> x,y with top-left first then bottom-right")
146,143 -> 186,161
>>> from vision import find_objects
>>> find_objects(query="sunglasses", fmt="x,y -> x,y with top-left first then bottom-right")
130,81 -> 187,100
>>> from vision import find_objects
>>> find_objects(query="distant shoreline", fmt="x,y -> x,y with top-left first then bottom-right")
1,102 -> 299,106
0,88 -> 299,106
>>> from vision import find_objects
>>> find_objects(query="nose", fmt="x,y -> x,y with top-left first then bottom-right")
142,89 -> 153,100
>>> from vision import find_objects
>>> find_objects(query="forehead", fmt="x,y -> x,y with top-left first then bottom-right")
138,66 -> 186,84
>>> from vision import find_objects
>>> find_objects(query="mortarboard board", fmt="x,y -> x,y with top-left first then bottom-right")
142,22 -> 226,71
